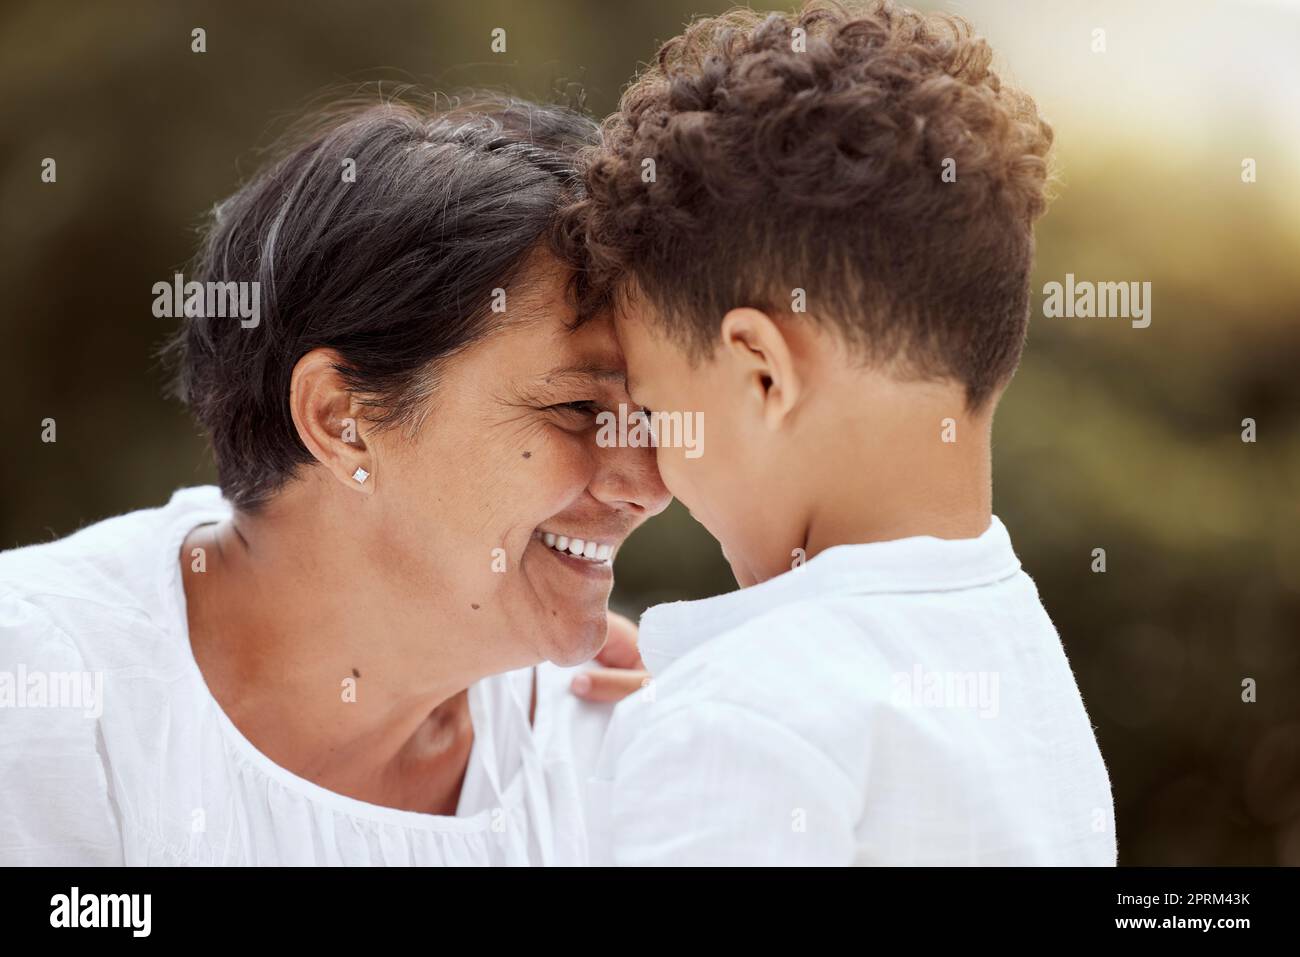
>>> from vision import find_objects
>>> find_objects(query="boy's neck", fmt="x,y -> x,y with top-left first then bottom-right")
798,383 -> 995,562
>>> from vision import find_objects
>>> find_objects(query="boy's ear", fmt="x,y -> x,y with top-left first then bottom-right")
719,307 -> 801,429
289,348 -> 375,496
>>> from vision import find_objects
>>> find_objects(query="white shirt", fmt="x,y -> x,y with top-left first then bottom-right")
587,518 -> 1118,866
0,487 -> 613,866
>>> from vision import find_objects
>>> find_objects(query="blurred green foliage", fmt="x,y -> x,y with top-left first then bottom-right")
2,0 -> 1297,864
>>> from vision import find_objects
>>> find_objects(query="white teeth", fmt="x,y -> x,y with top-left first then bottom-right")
536,531 -> 615,564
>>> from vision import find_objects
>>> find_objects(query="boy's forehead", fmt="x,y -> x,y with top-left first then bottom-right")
609,275 -> 664,325
611,300 -> 656,342
612,303 -> 676,377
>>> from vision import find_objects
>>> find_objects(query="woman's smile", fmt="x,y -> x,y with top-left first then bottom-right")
535,528 -> 616,563
529,529 -> 618,579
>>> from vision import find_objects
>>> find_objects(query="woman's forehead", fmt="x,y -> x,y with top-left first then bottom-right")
527,314 -> 626,387
535,359 -> 626,392
458,297 -> 627,397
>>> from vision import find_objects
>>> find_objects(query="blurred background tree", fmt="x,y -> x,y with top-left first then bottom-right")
2,0 -> 1297,864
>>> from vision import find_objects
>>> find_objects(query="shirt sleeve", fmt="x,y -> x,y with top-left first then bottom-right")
0,593 -> 124,865
600,699 -> 860,866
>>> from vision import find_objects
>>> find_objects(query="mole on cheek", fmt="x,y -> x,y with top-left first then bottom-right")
351,668 -> 360,679
471,603 -> 481,610
521,451 -> 532,459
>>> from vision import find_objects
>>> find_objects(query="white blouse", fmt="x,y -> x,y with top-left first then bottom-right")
0,487 -> 613,866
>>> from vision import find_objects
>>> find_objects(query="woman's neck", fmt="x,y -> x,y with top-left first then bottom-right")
181,512 -> 486,815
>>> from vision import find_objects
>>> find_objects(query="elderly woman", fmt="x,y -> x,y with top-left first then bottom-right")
0,92 -> 668,865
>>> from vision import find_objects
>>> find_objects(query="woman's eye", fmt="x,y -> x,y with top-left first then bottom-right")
548,400 -> 601,417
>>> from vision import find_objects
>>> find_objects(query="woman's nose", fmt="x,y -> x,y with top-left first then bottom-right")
588,442 -> 672,518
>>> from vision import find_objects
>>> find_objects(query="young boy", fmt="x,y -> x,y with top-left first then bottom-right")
564,1 -> 1117,864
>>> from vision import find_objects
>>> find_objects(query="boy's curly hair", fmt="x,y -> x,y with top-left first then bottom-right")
558,0 -> 1054,407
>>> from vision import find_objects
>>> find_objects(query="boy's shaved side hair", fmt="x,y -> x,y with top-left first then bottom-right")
558,0 -> 1054,408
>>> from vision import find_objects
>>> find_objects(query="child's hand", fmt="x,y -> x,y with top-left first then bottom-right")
569,611 -> 651,702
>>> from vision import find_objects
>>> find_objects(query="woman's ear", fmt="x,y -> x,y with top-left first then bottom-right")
289,348 -> 375,495
718,307 -> 802,429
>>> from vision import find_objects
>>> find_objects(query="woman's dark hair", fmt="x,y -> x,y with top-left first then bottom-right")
167,88 -> 597,510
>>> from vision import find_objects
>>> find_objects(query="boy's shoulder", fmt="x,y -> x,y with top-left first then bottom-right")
662,596 -> 895,698
640,589 -> 959,713
609,565 -> 1056,785
609,597 -> 896,792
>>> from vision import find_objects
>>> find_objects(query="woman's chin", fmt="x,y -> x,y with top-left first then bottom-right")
541,608 -> 610,667
520,538 -> 615,665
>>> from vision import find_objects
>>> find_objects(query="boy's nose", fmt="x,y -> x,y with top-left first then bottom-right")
589,442 -> 671,519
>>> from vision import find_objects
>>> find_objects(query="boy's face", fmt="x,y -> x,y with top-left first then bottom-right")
614,303 -> 796,588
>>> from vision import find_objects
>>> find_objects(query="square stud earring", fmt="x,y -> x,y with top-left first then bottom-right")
352,467 -> 370,485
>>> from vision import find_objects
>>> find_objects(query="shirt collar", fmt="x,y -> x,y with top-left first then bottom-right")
637,516 -> 1022,677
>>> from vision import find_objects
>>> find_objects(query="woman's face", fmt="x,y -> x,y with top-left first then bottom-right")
368,255 -> 670,669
